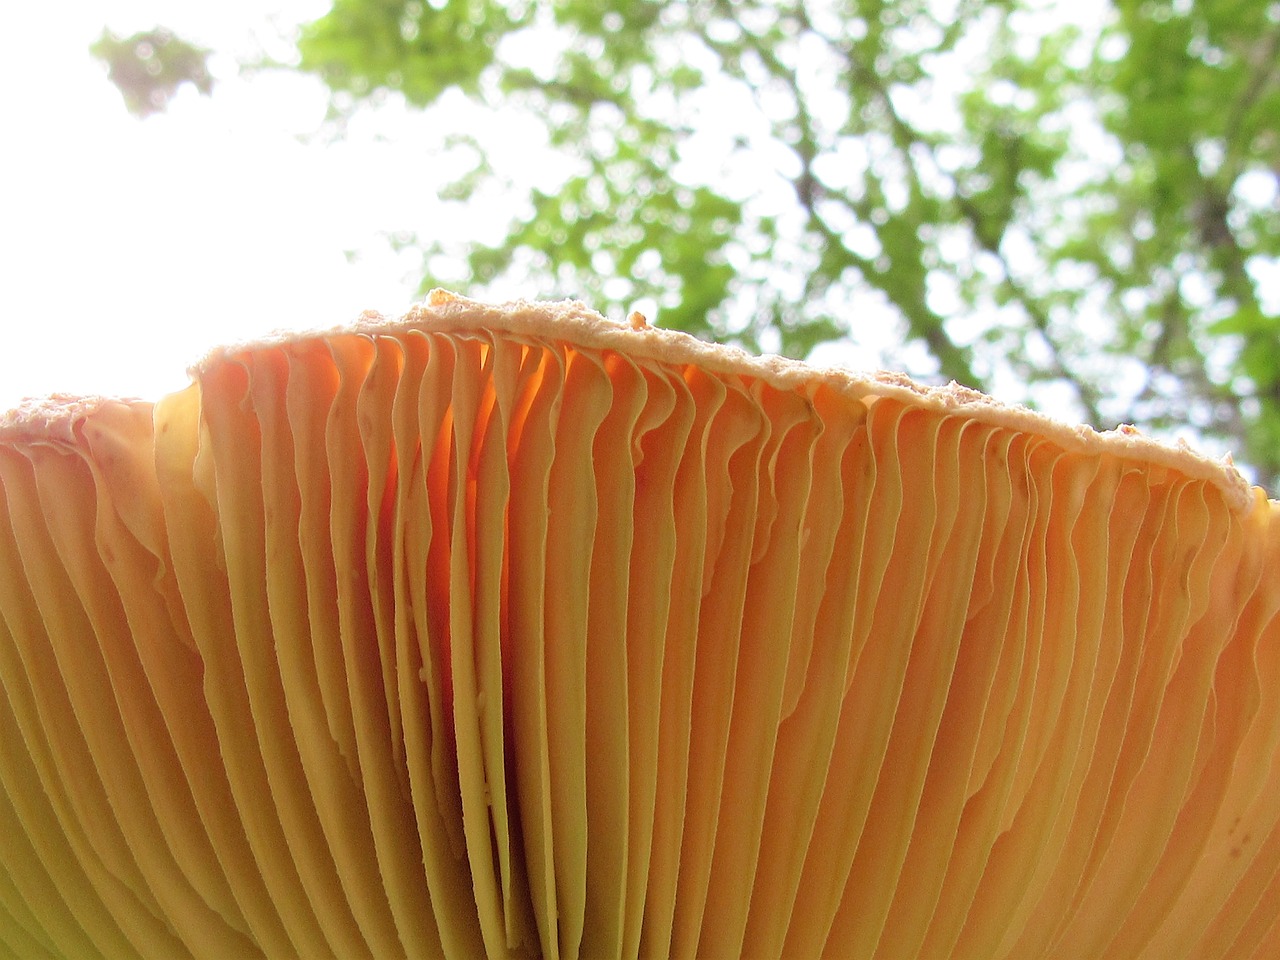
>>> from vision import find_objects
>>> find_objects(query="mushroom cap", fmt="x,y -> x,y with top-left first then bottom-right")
1,291 -> 1277,958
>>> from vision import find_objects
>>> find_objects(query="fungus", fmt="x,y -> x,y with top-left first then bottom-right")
1,291 -> 1278,958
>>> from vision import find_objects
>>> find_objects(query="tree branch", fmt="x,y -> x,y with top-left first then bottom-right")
1222,22 -> 1280,164
700,0 -> 982,385
845,42 -> 1107,425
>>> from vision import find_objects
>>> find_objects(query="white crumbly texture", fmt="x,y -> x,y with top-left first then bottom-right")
0,395 -> 153,444
2,290 -> 1257,513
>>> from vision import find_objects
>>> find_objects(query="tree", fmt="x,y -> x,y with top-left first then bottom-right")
100,0 -> 1280,488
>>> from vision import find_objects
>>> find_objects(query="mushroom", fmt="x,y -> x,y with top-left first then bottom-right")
1,290 -> 1277,959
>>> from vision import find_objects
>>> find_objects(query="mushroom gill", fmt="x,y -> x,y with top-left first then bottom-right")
1,291 -> 1278,959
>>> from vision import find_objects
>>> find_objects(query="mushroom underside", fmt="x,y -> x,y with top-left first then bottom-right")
1,299 -> 1279,959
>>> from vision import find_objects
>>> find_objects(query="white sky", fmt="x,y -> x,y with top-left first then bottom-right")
0,1 -> 1080,417
0,0 -> 1053,416
0,1 -> 1262,481
0,1 -> 443,409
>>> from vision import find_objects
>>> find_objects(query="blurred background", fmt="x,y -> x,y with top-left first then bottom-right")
1,0 -> 1277,486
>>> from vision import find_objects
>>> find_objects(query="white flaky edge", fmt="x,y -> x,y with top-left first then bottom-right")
3,290 -> 1257,513
0,395 -> 153,445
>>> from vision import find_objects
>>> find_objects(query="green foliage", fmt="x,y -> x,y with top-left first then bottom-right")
105,0 -> 1280,486
91,29 -> 213,117
1051,0 -> 1280,482
297,0 -> 520,105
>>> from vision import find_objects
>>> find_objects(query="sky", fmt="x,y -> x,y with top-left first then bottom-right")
0,0 -> 1263,481
0,0 -> 1044,417
0,1 -> 446,410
